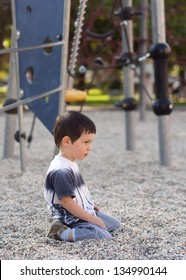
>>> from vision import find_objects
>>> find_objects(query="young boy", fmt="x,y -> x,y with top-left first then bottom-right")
44,110 -> 120,242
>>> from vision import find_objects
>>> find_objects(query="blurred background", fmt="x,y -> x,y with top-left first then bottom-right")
0,0 -> 186,106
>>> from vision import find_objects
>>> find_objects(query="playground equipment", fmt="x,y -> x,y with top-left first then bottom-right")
151,0 -> 173,166
94,0 -> 173,166
113,0 -> 173,166
0,0 -> 173,170
3,1 -> 72,134
115,0 -> 138,152
65,0 -> 88,110
1,0 -> 88,164
0,0 -> 80,171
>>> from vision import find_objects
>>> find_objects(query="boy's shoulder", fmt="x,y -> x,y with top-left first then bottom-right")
49,155 -> 78,173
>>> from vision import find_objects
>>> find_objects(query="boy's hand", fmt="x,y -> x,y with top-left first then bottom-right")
94,204 -> 100,211
89,215 -> 107,230
61,196 -> 107,229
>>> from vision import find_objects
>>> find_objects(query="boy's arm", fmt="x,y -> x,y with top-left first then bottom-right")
60,196 -> 106,229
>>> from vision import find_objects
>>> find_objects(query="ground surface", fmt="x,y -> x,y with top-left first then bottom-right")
0,107 -> 185,259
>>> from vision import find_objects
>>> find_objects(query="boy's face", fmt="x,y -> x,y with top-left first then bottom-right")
62,132 -> 95,161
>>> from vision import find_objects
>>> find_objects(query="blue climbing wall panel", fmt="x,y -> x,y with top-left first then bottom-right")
15,0 -> 65,133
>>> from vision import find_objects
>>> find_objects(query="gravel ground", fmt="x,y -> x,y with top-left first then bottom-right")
0,107 -> 186,260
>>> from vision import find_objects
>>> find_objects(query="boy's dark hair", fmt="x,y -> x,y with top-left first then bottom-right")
54,110 -> 96,148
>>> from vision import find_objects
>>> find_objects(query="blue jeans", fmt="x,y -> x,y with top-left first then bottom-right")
60,211 -> 121,242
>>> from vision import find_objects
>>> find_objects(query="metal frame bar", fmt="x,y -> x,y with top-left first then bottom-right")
58,0 -> 71,116
11,0 -> 26,172
0,41 -> 64,55
151,0 -> 171,167
121,0 -> 136,152
2,86 -> 62,158
0,86 -> 62,113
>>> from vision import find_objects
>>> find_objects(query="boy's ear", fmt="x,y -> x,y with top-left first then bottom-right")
62,136 -> 71,146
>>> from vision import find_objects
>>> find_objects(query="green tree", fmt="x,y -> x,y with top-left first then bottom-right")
0,0 -> 11,84
0,0 -> 186,80
164,0 -> 186,68
71,0 -> 186,69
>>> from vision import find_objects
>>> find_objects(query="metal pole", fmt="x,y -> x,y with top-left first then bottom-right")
11,0 -> 26,172
3,30 -> 17,158
58,0 -> 71,115
121,0 -> 135,151
0,41 -> 64,55
0,86 -> 62,114
139,0 -> 149,121
151,0 -> 172,166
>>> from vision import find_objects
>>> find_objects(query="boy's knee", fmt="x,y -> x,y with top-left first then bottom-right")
113,218 -> 121,230
95,226 -> 112,240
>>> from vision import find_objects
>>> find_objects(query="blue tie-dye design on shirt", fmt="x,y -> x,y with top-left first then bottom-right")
44,155 -> 95,225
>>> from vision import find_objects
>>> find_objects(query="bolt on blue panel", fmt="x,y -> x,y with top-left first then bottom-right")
15,0 -> 65,133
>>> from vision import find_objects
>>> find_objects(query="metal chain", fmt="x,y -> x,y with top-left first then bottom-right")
67,0 -> 88,88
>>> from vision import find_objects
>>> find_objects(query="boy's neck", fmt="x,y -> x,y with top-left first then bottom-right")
59,151 -> 75,162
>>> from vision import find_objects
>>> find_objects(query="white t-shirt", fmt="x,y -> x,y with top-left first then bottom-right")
44,155 -> 95,225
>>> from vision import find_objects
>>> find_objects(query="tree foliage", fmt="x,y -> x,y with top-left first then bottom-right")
0,0 -> 186,79
70,0 -> 186,69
